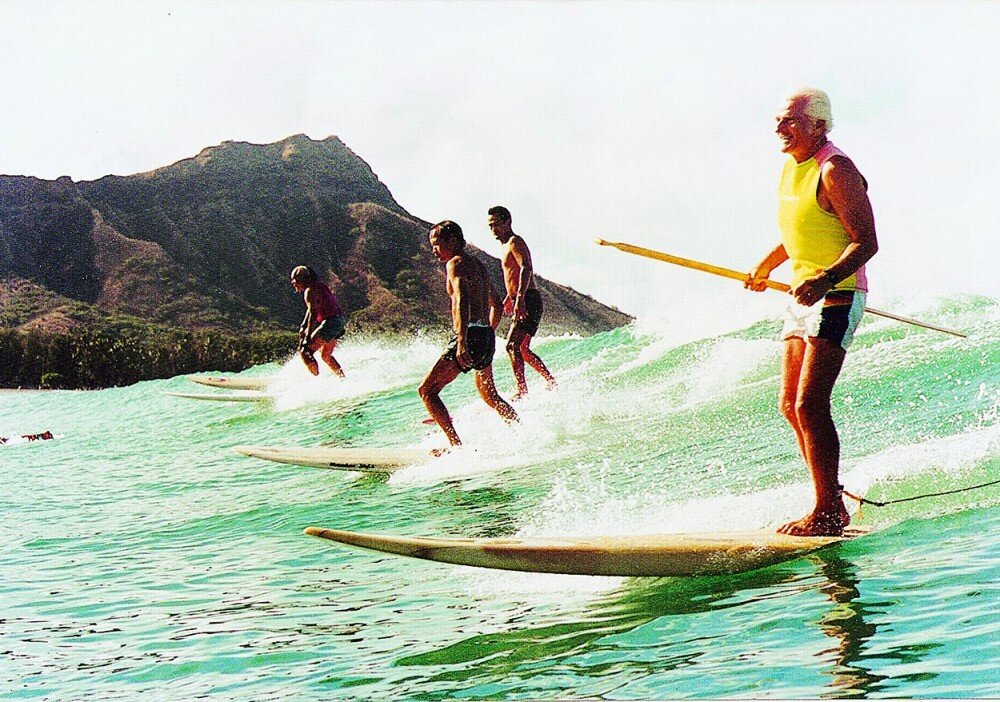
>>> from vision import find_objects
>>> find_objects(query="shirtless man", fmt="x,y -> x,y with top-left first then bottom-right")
487,206 -> 556,400
290,265 -> 347,378
418,220 -> 518,447
745,88 -> 878,536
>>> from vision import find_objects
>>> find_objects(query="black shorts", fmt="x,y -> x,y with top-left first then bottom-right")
312,315 -> 346,342
443,324 -> 496,373
512,289 -> 543,337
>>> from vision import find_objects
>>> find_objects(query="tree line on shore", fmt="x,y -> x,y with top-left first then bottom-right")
0,323 -> 296,389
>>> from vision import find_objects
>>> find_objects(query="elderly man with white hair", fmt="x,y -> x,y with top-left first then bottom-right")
745,87 -> 879,536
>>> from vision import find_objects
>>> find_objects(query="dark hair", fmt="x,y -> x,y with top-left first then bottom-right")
431,220 -> 465,249
290,265 -> 318,284
487,205 -> 511,222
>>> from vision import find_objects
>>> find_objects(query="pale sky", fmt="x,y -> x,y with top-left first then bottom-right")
2,0 -> 997,334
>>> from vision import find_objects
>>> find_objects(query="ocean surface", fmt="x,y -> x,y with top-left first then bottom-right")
2,294 -> 998,701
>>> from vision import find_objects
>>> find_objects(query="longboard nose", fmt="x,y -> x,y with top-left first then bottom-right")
233,445 -> 267,457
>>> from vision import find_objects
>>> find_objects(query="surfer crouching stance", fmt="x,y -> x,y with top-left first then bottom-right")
291,265 -> 347,378
419,220 -> 518,447
745,87 -> 878,537
487,206 -> 557,400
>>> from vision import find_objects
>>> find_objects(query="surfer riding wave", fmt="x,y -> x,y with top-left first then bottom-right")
745,87 -> 878,537
1,431 -> 55,445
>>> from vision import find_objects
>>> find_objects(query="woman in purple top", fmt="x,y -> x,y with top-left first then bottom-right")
290,265 -> 346,378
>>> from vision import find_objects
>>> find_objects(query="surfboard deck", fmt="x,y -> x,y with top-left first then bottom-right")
303,526 -> 871,577
186,375 -> 271,391
234,445 -> 433,472
166,391 -> 270,403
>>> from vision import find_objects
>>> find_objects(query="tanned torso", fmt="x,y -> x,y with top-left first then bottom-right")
501,236 -> 535,300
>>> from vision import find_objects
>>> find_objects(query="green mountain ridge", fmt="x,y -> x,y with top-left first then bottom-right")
1,134 -> 632,338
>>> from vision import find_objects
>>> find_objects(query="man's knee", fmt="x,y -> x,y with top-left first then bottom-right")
795,396 -> 832,429
506,340 -> 522,358
779,396 -> 798,424
421,371 -> 454,400
418,380 -> 437,403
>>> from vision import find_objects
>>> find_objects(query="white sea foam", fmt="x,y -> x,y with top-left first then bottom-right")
520,423 -> 999,538
682,337 -> 778,406
390,400 -> 561,486
391,328 -> 790,489
268,336 -> 441,411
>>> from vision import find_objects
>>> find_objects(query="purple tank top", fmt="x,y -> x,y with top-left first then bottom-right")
312,282 -> 342,322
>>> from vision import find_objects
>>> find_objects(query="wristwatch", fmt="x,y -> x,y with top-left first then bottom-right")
821,269 -> 838,286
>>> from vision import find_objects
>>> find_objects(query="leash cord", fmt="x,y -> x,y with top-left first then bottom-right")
843,478 -> 1000,508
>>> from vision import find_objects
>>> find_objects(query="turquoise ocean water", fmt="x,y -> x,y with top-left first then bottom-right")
2,295 -> 998,700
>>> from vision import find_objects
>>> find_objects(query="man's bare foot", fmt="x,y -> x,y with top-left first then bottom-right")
429,446 -> 455,458
777,505 -> 851,537
511,391 -> 526,402
545,379 -> 558,391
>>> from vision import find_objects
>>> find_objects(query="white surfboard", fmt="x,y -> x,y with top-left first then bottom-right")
166,391 -> 270,403
303,526 -> 871,577
234,445 -> 433,472
186,375 -> 272,391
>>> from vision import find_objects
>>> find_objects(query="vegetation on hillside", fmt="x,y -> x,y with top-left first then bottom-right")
0,322 -> 296,389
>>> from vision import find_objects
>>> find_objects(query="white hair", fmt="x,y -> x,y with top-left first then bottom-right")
784,87 -> 834,133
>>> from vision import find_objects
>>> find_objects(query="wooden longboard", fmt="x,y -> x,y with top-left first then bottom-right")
234,445 -> 433,472
166,391 -> 270,403
186,375 -> 272,391
303,526 -> 870,577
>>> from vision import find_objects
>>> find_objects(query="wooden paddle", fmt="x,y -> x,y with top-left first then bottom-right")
595,238 -> 967,338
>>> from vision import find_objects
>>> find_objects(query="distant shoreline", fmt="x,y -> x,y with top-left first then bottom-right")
0,388 -> 69,393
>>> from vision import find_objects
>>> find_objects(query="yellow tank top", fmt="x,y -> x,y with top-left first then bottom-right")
777,142 -> 867,291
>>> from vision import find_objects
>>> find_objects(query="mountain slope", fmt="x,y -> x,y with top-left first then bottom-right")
1,134 -> 632,336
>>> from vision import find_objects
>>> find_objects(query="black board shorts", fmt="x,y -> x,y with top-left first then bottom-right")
443,324 -> 496,373
512,289 -> 543,337
312,315 -> 347,342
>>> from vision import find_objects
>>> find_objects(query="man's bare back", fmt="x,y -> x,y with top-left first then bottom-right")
446,252 -> 496,332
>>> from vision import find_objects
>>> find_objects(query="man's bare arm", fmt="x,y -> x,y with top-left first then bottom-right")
487,275 -> 502,329
299,289 -> 317,336
819,158 -> 878,281
745,244 -> 789,292
510,236 -> 534,319
448,259 -> 472,362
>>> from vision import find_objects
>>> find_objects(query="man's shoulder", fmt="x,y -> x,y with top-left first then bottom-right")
822,152 -> 857,170
510,234 -> 531,253
450,252 -> 484,272
820,153 -> 865,188
817,143 -> 859,173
